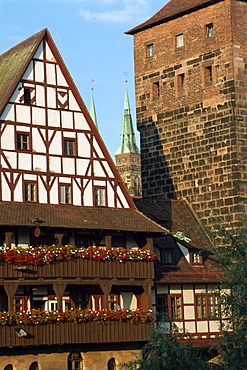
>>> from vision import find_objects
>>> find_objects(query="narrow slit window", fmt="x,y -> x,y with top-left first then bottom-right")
205,65 -> 213,84
152,81 -> 160,99
206,23 -> 214,38
147,43 -> 154,58
177,73 -> 185,91
24,88 -> 31,104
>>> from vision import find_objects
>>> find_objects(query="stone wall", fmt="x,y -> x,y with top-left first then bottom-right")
132,0 -> 247,229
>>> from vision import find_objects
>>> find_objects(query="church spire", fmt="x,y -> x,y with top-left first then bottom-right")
90,80 -> 98,129
115,88 -> 140,155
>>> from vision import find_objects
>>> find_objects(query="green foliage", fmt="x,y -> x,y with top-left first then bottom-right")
210,222 -> 247,369
122,320 -> 217,370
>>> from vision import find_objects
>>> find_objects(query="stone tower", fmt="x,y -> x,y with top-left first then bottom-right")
115,88 -> 142,197
126,0 -> 247,229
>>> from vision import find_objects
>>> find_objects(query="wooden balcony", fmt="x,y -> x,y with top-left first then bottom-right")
0,321 -> 152,348
0,259 -> 154,280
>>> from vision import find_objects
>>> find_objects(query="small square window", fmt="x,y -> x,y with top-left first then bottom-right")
162,251 -> 173,264
204,65 -> 213,84
152,81 -> 160,99
24,182 -> 36,202
95,187 -> 106,206
176,34 -> 184,48
206,23 -> 214,38
60,185 -> 71,204
177,73 -> 185,91
17,133 -> 29,150
190,252 -> 203,264
64,139 -> 75,156
147,44 -> 154,58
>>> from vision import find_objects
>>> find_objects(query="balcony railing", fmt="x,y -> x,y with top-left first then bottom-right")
0,246 -> 155,279
0,321 -> 152,348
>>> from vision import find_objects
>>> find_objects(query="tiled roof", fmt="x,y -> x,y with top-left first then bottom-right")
0,29 -> 46,116
134,198 -> 212,249
126,0 -> 224,34
0,202 -> 169,233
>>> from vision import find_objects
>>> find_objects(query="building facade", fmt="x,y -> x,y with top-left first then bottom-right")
126,0 -> 247,230
0,29 -> 167,370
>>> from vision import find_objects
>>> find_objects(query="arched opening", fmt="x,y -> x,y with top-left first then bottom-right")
108,358 -> 116,370
68,351 -> 82,370
29,362 -> 39,370
4,366 -> 13,370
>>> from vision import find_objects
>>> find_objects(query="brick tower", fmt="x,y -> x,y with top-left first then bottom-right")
126,0 -> 247,229
115,88 -> 142,197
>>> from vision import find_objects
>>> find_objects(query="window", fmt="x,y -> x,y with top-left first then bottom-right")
108,358 -> 116,370
13,297 -> 24,311
17,133 -> 29,150
24,182 -> 36,202
29,362 -> 39,370
64,139 -> 75,156
161,251 -> 173,264
147,43 -> 154,58
95,187 -> 106,206
75,292 -> 88,309
204,65 -> 213,84
190,252 -> 203,264
171,296 -> 182,319
196,294 -> 219,319
157,295 -> 168,315
177,73 -> 185,91
176,34 -> 184,48
206,23 -> 214,37
68,352 -> 82,370
24,88 -> 31,104
108,294 -> 118,310
4,366 -> 13,370
152,81 -> 160,99
60,185 -> 71,204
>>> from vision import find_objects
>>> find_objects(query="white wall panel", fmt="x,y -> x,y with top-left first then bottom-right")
38,177 -> 47,203
183,286 -> 194,304
1,125 -> 15,150
19,153 -> 32,171
1,175 -> 11,201
0,104 -> 15,121
74,112 -> 90,130
34,60 -> 44,83
76,158 -> 90,176
197,321 -> 208,333
93,139 -> 104,158
49,178 -> 59,204
49,157 -> 61,173
69,91 -> 80,111
16,105 -> 31,124
32,107 -> 46,125
72,180 -> 81,206
22,62 -> 34,81
45,43 -> 55,61
33,43 -> 44,60
102,162 -> 114,178
83,181 -> 93,206
14,180 -> 22,202
9,84 -> 21,103
107,183 -> 115,207
170,285 -> 182,294
56,66 -> 68,87
36,85 -> 45,107
184,305 -> 195,320
47,87 -> 56,108
32,129 -> 46,153
62,158 -> 75,175
184,321 -> 196,333
116,187 -> 128,208
209,321 -> 220,332
195,285 -> 206,294
4,152 -> 17,169
33,155 -> 47,172
46,63 -> 56,85
61,111 -> 73,129
48,109 -> 60,127
93,161 -> 106,177
23,174 -> 36,181
77,133 -> 90,157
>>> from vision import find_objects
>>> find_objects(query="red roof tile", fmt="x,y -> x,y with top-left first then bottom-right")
126,0 -> 224,34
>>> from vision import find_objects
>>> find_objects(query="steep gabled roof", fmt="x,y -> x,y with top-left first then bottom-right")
126,0 -> 224,35
0,29 -> 46,116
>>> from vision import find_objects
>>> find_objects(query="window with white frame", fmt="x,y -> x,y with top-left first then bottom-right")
60,185 -> 71,204
206,23 -> 214,37
24,182 -> 36,202
176,34 -> 184,48
146,43 -> 154,57
94,187 -> 106,206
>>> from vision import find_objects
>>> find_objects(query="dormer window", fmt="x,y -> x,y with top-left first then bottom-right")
190,252 -> 203,264
162,251 -> 173,264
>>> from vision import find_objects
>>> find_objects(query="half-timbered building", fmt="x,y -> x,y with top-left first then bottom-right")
0,29 -> 168,370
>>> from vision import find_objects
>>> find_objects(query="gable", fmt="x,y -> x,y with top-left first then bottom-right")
0,30 -> 134,209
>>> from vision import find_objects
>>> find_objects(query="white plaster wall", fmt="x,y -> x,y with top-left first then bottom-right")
182,285 -> 194,304
94,161 -> 106,177
32,128 -> 46,153
48,109 -> 60,127
22,62 -> 34,81
93,139 -> 104,158
0,103 -> 15,121
76,158 -> 90,176
33,42 -> 44,59
19,153 -> 32,171
77,133 -> 90,157
83,181 -> 93,206
184,305 -> 195,320
170,285 -> 181,294
1,125 -> 15,150
38,177 -> 48,203
103,162 -> 114,178
49,132 -> 62,155
117,187 -> 128,208
45,43 -> 54,61
33,107 -> 46,125
107,183 -> 115,207
184,321 -> 196,333
23,174 -> 36,181
57,66 -> 68,86
36,85 -> 45,107
61,111 -> 73,129
1,175 -> 11,201
62,158 -> 75,175
49,157 -> 61,173
74,112 -> 90,130
33,155 -> 47,172
16,105 -> 31,124
5,152 -> 17,169
46,63 -> 56,85
63,131 -> 75,138
72,180 -> 82,206
195,285 -> 206,294
69,91 -> 80,111
14,180 -> 23,202
197,321 -> 208,333
47,87 -> 56,108
34,60 -> 44,83
9,84 -> 21,103
209,321 -> 220,332
49,178 -> 59,204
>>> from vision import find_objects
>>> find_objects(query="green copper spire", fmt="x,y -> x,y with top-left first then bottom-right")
115,88 -> 140,155
90,93 -> 98,129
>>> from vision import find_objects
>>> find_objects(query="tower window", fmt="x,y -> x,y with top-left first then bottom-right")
206,23 -> 214,37
177,73 -> 185,91
24,88 -> 31,104
146,43 -> 154,58
204,65 -> 213,84
176,34 -> 184,48
152,81 -> 160,99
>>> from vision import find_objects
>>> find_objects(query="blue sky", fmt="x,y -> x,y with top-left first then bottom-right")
0,0 -> 167,158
